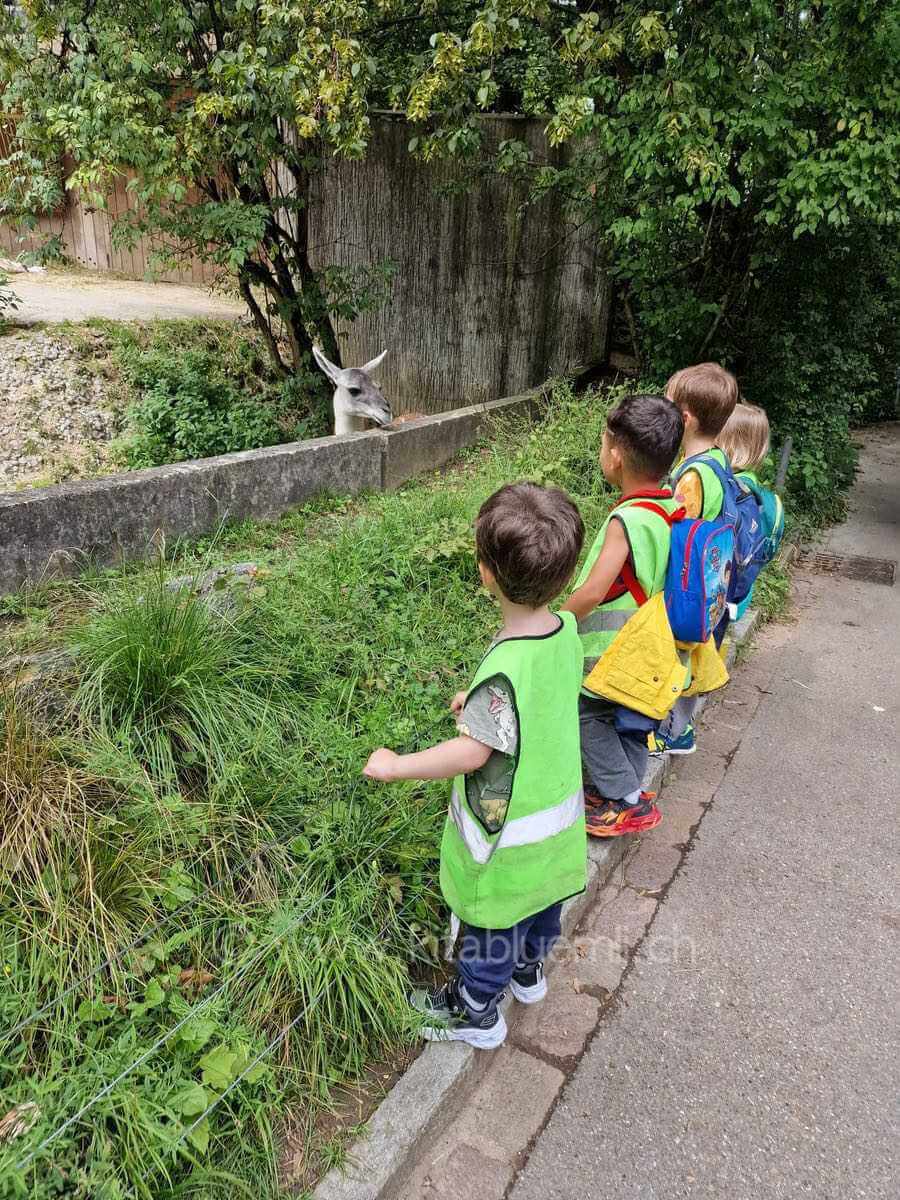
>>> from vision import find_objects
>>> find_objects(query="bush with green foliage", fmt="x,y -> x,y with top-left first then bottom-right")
119,348 -> 286,467
59,318 -> 331,466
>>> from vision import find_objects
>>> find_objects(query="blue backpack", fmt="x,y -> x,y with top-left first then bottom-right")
729,473 -> 786,619
628,501 -> 735,644
675,453 -> 766,610
739,473 -> 785,565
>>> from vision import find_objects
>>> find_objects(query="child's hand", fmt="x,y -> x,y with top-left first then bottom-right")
449,691 -> 467,715
363,748 -> 402,782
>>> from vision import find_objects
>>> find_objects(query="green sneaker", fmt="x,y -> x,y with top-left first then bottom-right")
649,724 -> 697,756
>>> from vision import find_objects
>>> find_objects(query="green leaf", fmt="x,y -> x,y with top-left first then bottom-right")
171,1082 -> 209,1117
198,1044 -> 238,1090
144,978 -> 167,1008
76,999 -> 116,1023
176,1016 -> 217,1055
187,1117 -> 210,1154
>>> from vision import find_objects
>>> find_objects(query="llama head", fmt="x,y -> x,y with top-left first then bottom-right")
312,346 -> 392,432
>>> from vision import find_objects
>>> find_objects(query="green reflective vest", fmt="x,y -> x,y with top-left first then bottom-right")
440,613 -> 586,929
575,494 -> 678,676
673,448 -> 730,520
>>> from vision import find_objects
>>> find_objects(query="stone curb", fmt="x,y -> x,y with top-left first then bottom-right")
312,609 -> 761,1200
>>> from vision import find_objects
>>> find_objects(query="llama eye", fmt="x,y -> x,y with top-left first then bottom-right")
346,386 -> 361,396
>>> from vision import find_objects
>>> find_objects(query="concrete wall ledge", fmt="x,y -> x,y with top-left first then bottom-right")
0,388 -> 546,596
381,390 -> 545,490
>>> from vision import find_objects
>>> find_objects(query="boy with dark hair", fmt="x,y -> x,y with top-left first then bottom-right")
650,362 -> 739,756
364,482 -> 587,1049
561,393 -> 685,837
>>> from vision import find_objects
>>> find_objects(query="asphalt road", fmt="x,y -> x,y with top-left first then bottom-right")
511,425 -> 900,1200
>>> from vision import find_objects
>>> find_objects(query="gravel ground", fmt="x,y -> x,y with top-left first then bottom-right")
0,328 -> 123,489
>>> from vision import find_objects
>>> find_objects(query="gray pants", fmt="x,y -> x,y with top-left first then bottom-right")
659,694 -> 697,742
661,612 -> 731,741
579,695 -> 653,802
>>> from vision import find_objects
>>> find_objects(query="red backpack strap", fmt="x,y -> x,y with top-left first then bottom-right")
618,558 -> 648,607
611,500 -> 686,607
628,501 -> 687,525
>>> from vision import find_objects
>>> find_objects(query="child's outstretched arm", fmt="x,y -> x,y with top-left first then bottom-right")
559,519 -> 629,621
364,735 -> 492,783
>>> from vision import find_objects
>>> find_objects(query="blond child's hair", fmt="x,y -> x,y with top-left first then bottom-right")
716,402 -> 770,472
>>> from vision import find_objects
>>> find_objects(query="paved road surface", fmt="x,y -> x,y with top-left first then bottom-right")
511,425 -> 899,1200
6,269 -> 244,325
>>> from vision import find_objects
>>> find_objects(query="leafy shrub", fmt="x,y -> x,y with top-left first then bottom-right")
59,318 -> 332,469
119,347 -> 285,467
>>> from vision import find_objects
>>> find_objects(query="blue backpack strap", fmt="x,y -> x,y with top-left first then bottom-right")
690,453 -> 740,526
671,450 -> 711,483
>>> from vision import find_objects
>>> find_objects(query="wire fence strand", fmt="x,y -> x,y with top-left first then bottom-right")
16,799 -> 425,1172
4,826 -> 305,1044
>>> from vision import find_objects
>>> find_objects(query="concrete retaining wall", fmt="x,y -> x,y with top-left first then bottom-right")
0,389 -> 543,595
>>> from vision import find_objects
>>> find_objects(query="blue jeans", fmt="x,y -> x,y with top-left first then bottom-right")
457,902 -> 564,1006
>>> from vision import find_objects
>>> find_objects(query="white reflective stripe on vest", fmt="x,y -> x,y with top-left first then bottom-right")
577,608 -> 632,635
450,787 -> 584,867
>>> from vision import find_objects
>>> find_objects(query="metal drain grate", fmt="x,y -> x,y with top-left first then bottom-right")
799,551 -> 896,585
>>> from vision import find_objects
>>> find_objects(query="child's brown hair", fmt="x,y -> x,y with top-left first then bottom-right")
716,402 -> 771,472
666,363 -> 739,437
476,482 -> 584,607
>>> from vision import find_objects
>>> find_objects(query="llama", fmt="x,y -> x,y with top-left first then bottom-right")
312,346 -> 392,436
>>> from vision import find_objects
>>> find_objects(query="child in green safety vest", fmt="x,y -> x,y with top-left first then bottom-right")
363,482 -> 587,1050
561,393 -> 686,837
650,363 -> 739,758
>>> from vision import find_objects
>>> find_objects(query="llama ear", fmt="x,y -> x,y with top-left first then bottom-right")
313,345 -> 341,384
361,349 -> 388,376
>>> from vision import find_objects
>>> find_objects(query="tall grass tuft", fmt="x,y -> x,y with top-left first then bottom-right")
72,564 -> 290,791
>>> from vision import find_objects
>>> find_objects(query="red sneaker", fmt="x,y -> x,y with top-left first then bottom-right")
585,794 -> 662,838
623,794 -> 662,833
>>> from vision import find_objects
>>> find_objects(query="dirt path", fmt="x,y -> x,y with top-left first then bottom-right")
5,269 -> 245,325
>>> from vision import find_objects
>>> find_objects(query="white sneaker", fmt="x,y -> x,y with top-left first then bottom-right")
509,961 -> 548,1005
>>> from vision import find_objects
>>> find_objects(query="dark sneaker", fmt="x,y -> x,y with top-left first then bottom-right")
510,960 -> 547,1005
648,724 -> 696,756
409,976 -> 507,1049
586,795 -> 662,838
584,785 -> 606,811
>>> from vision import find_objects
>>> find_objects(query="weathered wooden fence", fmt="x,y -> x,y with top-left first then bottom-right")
1,114 -> 610,407
309,115 -> 610,411
0,166 -> 218,285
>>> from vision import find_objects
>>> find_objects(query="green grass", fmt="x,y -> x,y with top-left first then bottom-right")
0,382 -> 620,1199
